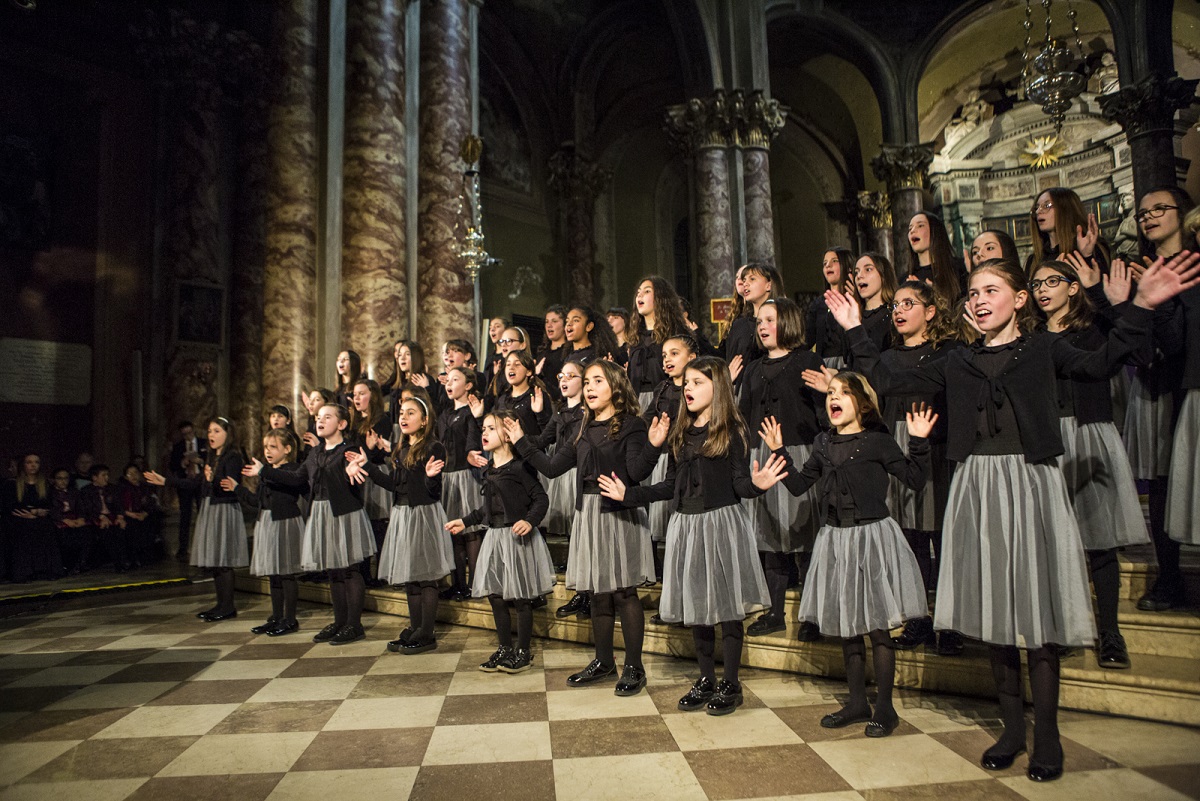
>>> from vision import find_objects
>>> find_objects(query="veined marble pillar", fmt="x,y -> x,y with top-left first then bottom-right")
342,0 -> 408,380
871,143 -> 934,280
740,91 -> 785,265
1100,74 -> 1199,201
854,190 -> 894,262
548,147 -> 611,306
262,0 -> 320,414
416,0 -> 473,356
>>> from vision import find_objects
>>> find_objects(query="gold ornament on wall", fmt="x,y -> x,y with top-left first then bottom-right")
1019,134 -> 1066,170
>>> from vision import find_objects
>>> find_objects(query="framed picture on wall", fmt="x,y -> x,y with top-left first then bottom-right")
175,282 -> 224,346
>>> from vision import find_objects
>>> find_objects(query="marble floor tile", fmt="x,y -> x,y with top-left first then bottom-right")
1133,764 -> 1200,801
136,646 -> 237,664
2,709 -> 134,745
265,767 -> 418,801
549,715 -> 679,758
22,736 -> 198,781
98,634 -> 195,651
207,701 -> 341,735
366,652 -> 460,675
7,664 -> 126,687
436,692 -> 548,726
0,777 -> 148,801
810,733 -> 991,789
422,721 -> 552,765
290,728 -> 433,770
409,761 -> 556,801
0,740 -> 82,786
739,675 -> 843,708
772,704 -> 923,744
219,643 -> 314,661
347,673 -> 452,699
1058,716 -> 1200,767
278,656 -> 376,678
446,668 -> 547,696
189,659 -> 295,682
553,752 -> 709,801
156,732 -> 317,777
0,652 -> 75,670
663,707 -> 804,751
998,767 -> 1193,801
545,686 -> 660,720
147,679 -> 269,706
45,681 -> 178,710
122,773 -> 283,801
91,704 -> 241,739
246,676 -> 361,703
684,744 -> 854,800
323,697 -> 444,730
860,779 -> 1028,801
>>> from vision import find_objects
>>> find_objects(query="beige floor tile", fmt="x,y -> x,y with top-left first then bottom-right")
1058,716 -> 1200,767
895,703 -> 989,734
323,697 -> 444,730
741,676 -> 843,708
663,707 -> 803,751
998,767 -> 1193,801
445,668 -> 546,695
422,721 -> 552,765
190,659 -> 296,681
545,687 -> 662,721
99,634 -> 195,651
7,664 -> 126,687
246,676 -> 361,703
722,792 -> 865,801
0,653 -> 75,670
553,752 -> 708,801
45,681 -> 177,710
92,704 -> 241,739
0,778 -> 147,801
296,640 -> 386,659
0,740 -> 81,786
79,625 -> 156,638
137,646 -> 237,664
0,639 -> 55,655
265,768 -> 418,800
539,649 -> 594,669
810,733 -> 990,789
156,732 -> 318,777
367,653 -> 460,675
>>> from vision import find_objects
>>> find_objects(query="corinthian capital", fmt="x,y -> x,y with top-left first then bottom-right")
1099,73 -> 1198,138
547,147 -> 611,202
665,92 -> 737,156
871,143 -> 935,191
855,191 -> 893,229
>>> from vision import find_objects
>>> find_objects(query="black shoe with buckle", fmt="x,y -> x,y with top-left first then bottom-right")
1097,631 -> 1131,669
386,627 -> 416,653
312,622 -> 342,643
796,621 -> 821,642
705,679 -> 743,716
746,614 -> 785,637
499,648 -> 533,674
250,617 -> 278,635
937,630 -> 965,656
981,743 -> 1026,771
892,617 -> 935,650
267,619 -> 299,637
865,714 -> 899,738
677,677 -> 716,711
556,593 -> 585,619
820,705 -> 872,729
614,664 -> 646,696
328,624 -> 365,646
200,609 -> 237,622
479,646 -> 512,672
567,658 -> 616,687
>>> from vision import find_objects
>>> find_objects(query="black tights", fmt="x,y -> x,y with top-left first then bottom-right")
988,644 -> 1061,765
406,580 -> 440,639
452,533 -> 482,592
591,587 -> 644,669
762,551 -> 795,620
839,632 -> 896,724
211,567 -> 236,615
329,565 -> 366,629
268,574 -> 299,623
489,595 -> 534,651
1148,477 -> 1182,595
692,620 -> 745,684
902,528 -> 941,596
1087,548 -> 1120,634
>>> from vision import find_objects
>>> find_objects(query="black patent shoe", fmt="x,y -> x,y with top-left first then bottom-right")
329,624 -> 365,645
980,744 -> 1026,771
567,659 -> 616,687
677,677 -> 716,711
705,680 -> 743,716
1136,586 -> 1184,612
201,609 -> 237,622
556,593 -> 585,618
250,617 -> 279,635
820,705 -> 872,729
401,636 -> 437,655
195,606 -> 219,619
614,664 -> 647,696
746,614 -> 785,637
649,613 -> 666,626
312,622 -> 342,643
865,715 -> 899,738
892,617 -> 935,650
937,630 -> 965,656
438,586 -> 458,600
1027,744 -> 1063,782
386,628 -> 416,653
1097,631 -> 1131,669
499,648 -> 533,674
267,619 -> 299,637
796,621 -> 821,642
531,595 -> 548,609
479,646 -> 512,672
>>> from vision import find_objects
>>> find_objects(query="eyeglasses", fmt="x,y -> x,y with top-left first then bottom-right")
557,372 -> 581,381
890,299 -> 927,312
497,338 -> 519,346
1034,201 -> 1054,213
1029,275 -> 1070,291
1134,205 -> 1178,224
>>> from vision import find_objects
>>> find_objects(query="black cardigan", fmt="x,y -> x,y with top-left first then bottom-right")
1159,285 -> 1200,390
851,305 -> 893,369
165,448 -> 246,504
531,403 -> 585,451
363,442 -> 446,507
461,459 -> 548,529
880,341 -> 960,442
779,429 -> 929,525
738,348 -> 826,447
1052,325 -> 1121,425
805,296 -> 848,362
262,440 -> 364,516
514,413 -> 656,513
845,303 -> 1155,463
437,405 -> 481,472
642,378 -> 683,424
492,387 -> 552,439
235,465 -> 306,521
624,425 -> 765,512
628,330 -> 672,394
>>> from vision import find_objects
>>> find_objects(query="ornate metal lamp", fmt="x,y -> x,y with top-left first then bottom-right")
456,135 -> 500,342
1021,0 -> 1087,133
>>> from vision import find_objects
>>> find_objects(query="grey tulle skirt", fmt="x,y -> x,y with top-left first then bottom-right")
749,442 -> 820,553
648,452 -> 671,543
798,518 -> 928,638
887,423 -> 937,531
660,504 -> 770,626
250,510 -> 305,576
441,469 -> 483,527
934,454 -> 1097,648
823,356 -> 846,370
1167,389 -> 1200,545
191,499 -> 249,569
300,500 -> 377,571
377,503 -> 454,584
638,390 -> 655,414
1123,373 -> 1174,480
566,493 -> 655,593
1057,416 -> 1149,550
1109,369 -> 1130,437
544,467 -> 577,535
362,471 -> 393,520
471,526 -> 557,600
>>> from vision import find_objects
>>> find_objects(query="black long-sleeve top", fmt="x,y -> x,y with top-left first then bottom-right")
721,315 -> 762,370
514,413 -> 656,513
1051,324 -> 1122,425
642,378 -> 683,424
493,387 -> 552,439
739,348 -> 826,447
363,442 -> 446,507
347,413 -> 393,462
845,303 -> 1155,463
1158,285 -> 1200,390
852,306 -> 893,367
165,449 -> 245,504
78,483 -> 120,523
531,403 -> 585,451
623,425 -> 765,513
461,459 -> 548,529
436,405 -> 482,472
50,486 -> 83,526
806,296 -> 847,362
538,343 -> 570,402
262,440 -> 363,516
235,464 -> 306,521
880,341 -> 960,442
779,429 -> 929,526
628,330 -> 672,394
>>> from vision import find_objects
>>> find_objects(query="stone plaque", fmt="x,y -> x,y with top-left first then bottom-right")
0,338 -> 92,405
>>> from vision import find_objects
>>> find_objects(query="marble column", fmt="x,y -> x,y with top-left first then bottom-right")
262,0 -> 320,414
854,190 -> 893,262
341,0 -> 408,379
416,0 -> 473,356
739,90 -> 785,266
871,143 -> 934,280
1100,74 -> 1199,201
548,147 -> 611,307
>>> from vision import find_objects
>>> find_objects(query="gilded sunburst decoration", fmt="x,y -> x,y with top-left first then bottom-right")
1020,134 -> 1066,170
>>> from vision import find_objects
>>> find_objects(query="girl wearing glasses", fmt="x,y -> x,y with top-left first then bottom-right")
1027,187 -> 1109,278
485,326 -> 530,406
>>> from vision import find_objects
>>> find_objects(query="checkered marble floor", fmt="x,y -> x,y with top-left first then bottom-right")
0,593 -> 1197,801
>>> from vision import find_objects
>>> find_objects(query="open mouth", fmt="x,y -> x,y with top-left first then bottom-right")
893,315 -> 908,326
857,281 -> 870,293
974,308 -> 992,323
1038,295 -> 1052,306
829,401 -> 844,420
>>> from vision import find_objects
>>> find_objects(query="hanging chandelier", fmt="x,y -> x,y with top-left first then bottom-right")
1021,0 -> 1087,132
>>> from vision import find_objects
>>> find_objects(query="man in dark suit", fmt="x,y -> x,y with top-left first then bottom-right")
169,421 -> 206,560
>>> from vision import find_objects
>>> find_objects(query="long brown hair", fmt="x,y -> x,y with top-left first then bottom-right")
334,350 -> 362,395
350,379 -> 385,439
393,396 -> 437,470
855,251 -> 898,310
667,357 -> 747,459
730,262 -> 786,319
1029,187 -> 1110,270
908,211 -> 966,304
1035,260 -> 1094,333
894,279 -> 958,347
628,276 -> 689,345
568,304 -> 621,361
831,371 -> 884,431
502,349 -> 549,396
577,360 -> 641,442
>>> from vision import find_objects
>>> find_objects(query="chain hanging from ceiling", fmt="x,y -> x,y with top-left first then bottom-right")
1021,0 -> 1088,132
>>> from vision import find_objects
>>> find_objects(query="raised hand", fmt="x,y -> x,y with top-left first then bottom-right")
824,288 -> 862,330
647,412 -> 670,448
962,304 -> 984,337
1075,213 -> 1099,258
1063,250 -> 1101,288
535,357 -> 546,375
728,354 -> 744,383
597,471 -> 626,502
426,456 -> 445,477
759,416 -> 784,451
143,470 -> 166,486
365,429 -> 380,451
467,393 -> 485,419
512,520 -> 532,536
802,366 -> 834,394
302,431 -> 319,447
411,372 -> 430,388
502,416 -> 525,443
906,402 -> 939,438
203,465 -> 213,483
1133,250 -> 1200,309
242,457 -> 264,477
467,450 -> 488,468
751,453 -> 789,491
531,386 -> 544,414
445,518 -> 466,535
345,462 -> 367,485
345,448 -> 368,468
1104,258 -> 1133,305
219,476 -> 238,492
